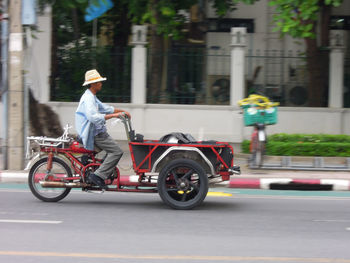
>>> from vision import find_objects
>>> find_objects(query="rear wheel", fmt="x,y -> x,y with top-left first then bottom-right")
158,159 -> 208,210
28,157 -> 72,202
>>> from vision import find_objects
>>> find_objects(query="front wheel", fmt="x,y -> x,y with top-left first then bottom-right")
28,157 -> 72,202
158,159 -> 208,210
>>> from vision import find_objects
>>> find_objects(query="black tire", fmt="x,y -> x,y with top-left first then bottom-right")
28,157 -> 72,202
158,158 -> 208,210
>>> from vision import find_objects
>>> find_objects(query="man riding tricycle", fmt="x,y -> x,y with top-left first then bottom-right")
26,70 -> 240,210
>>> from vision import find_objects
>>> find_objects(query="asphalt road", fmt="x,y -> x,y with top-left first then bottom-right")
0,184 -> 350,263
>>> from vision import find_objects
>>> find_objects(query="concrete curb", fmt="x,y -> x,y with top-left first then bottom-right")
229,178 -> 350,191
1,171 -> 350,191
0,171 -> 28,182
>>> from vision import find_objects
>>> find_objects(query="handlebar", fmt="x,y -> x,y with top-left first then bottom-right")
238,94 -> 279,108
118,112 -> 129,120
114,113 -> 134,142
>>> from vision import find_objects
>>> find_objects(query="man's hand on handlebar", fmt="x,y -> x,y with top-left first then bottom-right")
105,110 -> 131,121
114,111 -> 131,119
123,111 -> 131,119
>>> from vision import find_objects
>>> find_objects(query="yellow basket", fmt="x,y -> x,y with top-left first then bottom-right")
238,94 -> 279,126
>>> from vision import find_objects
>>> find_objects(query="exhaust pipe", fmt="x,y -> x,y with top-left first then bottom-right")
39,181 -> 87,188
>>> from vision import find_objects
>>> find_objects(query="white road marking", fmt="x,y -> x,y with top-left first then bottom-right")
235,195 -> 350,201
346,227 -> 350,231
0,219 -> 62,224
0,189 -> 29,193
313,219 -> 350,223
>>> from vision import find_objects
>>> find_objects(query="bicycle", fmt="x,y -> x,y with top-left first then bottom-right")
238,94 -> 279,168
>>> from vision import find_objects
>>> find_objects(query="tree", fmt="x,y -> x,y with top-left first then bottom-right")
40,0 -> 237,103
39,0 -> 134,102
128,0 -> 236,102
129,0 -> 198,102
238,0 -> 343,107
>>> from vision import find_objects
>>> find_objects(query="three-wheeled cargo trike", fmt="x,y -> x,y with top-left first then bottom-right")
26,115 -> 240,209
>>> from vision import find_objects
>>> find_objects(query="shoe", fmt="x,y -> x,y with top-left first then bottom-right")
89,173 -> 107,190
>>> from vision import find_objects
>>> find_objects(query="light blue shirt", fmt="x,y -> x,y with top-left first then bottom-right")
75,89 -> 114,150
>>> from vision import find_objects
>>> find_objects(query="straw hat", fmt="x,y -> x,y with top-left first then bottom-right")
82,69 -> 107,86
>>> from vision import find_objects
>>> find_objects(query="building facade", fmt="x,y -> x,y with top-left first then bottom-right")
1,0 -> 350,156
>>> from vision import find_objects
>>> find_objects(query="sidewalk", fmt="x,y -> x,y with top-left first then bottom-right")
1,153 -> 350,191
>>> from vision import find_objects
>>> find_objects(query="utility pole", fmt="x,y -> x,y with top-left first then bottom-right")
1,0 -> 9,170
7,0 -> 23,170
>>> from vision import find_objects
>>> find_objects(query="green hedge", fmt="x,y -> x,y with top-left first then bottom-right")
241,134 -> 350,157
268,133 -> 350,143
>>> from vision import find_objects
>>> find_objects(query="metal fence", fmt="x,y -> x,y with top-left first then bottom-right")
147,47 -> 209,104
51,46 -> 132,102
146,47 -> 309,106
245,50 -> 308,106
147,46 -> 231,105
51,46 -> 314,106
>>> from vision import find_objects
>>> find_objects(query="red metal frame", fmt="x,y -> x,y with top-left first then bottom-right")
37,138 -> 235,192
250,128 -> 258,153
129,140 -> 234,176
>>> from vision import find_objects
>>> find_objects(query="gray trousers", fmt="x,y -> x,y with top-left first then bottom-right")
94,132 -> 123,180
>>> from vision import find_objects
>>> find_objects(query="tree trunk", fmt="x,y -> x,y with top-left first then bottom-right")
50,8 -> 58,101
305,38 -> 329,107
305,3 -> 330,107
148,0 -> 164,103
111,3 -> 131,102
71,8 -> 80,46
149,31 -> 164,103
159,37 -> 170,103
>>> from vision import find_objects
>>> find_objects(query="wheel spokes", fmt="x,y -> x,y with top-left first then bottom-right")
33,163 -> 67,198
164,166 -> 204,203
182,169 -> 194,180
181,192 -> 188,202
170,170 -> 180,185
166,188 -> 178,192
189,182 -> 199,193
